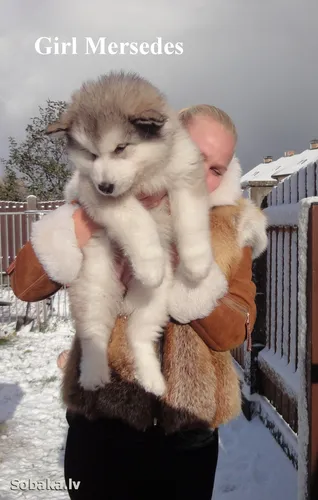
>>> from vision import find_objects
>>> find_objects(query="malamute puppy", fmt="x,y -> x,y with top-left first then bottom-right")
46,72 -> 226,396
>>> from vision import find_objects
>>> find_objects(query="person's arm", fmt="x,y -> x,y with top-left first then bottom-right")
7,205 -> 100,302
190,247 -> 256,352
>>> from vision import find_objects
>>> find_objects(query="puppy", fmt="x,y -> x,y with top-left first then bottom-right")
46,71 -> 226,396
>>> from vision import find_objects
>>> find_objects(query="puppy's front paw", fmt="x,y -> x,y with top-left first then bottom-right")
79,356 -> 111,391
169,263 -> 228,323
133,247 -> 165,288
179,243 -> 213,282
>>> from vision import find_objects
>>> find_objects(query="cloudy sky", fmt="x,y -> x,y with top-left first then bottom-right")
1,0 -> 317,175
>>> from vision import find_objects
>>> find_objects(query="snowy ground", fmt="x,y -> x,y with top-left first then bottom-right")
0,322 -> 297,500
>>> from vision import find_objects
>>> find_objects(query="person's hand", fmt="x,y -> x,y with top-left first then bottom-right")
57,350 -> 70,370
72,207 -> 102,248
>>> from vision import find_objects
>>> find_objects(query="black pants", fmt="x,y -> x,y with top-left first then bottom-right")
64,412 -> 219,500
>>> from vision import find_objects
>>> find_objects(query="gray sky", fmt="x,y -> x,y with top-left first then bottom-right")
1,0 -> 318,175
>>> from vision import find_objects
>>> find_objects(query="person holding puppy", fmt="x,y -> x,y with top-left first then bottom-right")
9,105 -> 267,500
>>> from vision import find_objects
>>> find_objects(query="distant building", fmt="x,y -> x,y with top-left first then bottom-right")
241,140 -> 318,206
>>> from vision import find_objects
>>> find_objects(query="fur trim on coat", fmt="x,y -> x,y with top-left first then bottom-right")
59,197 -> 267,433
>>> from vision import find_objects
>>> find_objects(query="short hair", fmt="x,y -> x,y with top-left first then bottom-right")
178,104 -> 237,143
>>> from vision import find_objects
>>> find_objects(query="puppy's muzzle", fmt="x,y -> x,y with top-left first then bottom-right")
98,182 -> 114,195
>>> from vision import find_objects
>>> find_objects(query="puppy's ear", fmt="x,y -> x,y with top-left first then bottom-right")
129,109 -> 167,137
45,112 -> 71,138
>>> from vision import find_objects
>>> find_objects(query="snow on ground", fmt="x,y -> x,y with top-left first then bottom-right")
214,415 -> 297,499
0,323 -> 297,499
0,322 -> 73,500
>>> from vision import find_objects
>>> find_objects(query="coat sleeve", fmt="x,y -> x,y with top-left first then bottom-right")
7,241 -> 62,302
7,203 -> 83,302
190,247 -> 257,351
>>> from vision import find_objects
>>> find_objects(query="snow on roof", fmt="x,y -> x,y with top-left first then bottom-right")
241,148 -> 318,185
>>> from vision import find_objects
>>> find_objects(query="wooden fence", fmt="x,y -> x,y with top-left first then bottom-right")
233,163 -> 318,500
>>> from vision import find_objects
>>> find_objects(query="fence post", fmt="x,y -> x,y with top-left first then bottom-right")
26,195 -> 37,240
26,195 -> 37,211
297,198 -> 318,500
306,203 -> 318,499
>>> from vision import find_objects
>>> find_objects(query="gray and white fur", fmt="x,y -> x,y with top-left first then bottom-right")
45,71 -> 227,396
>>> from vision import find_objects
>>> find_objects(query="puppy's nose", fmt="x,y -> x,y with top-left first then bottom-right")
98,182 -> 114,194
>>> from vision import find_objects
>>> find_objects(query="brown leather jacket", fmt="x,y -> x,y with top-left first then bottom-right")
8,241 -> 256,352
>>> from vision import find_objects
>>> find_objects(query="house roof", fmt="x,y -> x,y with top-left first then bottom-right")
241,148 -> 318,186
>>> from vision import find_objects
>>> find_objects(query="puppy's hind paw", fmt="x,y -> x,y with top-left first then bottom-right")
79,358 -> 111,391
137,369 -> 166,397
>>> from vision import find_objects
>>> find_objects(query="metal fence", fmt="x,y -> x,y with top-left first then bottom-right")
0,196 -> 69,331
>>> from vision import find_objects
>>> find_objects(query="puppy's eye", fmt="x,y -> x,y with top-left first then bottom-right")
78,146 -> 98,160
114,144 -> 128,154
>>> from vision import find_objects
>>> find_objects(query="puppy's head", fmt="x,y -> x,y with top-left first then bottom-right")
46,71 -> 174,197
